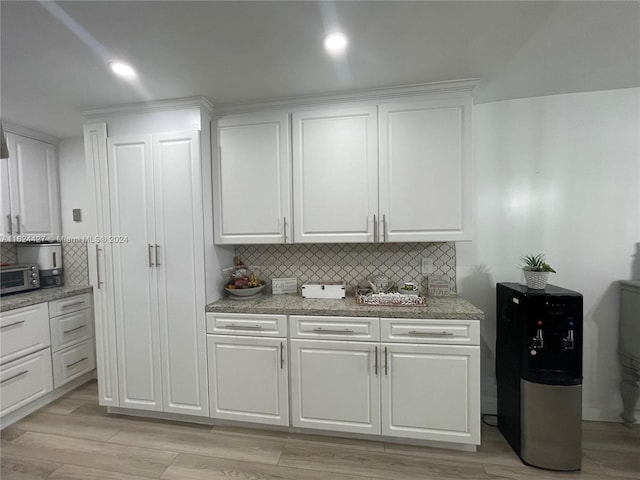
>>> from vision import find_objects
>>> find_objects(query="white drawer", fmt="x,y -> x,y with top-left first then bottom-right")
50,308 -> 93,352
48,293 -> 92,318
52,339 -> 96,388
207,313 -> 287,337
381,318 -> 480,345
0,303 -> 50,365
0,348 -> 53,417
290,315 -> 379,341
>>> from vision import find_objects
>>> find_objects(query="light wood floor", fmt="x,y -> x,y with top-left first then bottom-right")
1,380 -> 638,480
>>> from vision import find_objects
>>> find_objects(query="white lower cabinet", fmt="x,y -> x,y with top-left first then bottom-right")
52,339 -> 96,389
207,335 -> 288,426
0,348 -> 53,417
290,339 -> 380,435
381,343 -> 480,444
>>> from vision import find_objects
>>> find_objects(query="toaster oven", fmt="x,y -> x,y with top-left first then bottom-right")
0,264 -> 40,295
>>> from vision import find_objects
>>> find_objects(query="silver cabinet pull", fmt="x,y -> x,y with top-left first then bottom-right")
155,244 -> 160,266
312,328 -> 355,334
1,320 -> 25,329
384,346 -> 388,376
61,301 -> 84,309
15,214 -> 20,234
382,214 -> 387,242
280,342 -> 285,369
148,244 -> 155,266
52,251 -> 57,268
6,214 -> 12,235
1,370 -> 28,384
66,357 -> 88,369
224,324 -> 263,330
95,245 -> 103,289
407,330 -> 454,336
374,346 -> 378,375
373,214 -> 378,243
63,325 -> 87,335
283,217 -> 288,243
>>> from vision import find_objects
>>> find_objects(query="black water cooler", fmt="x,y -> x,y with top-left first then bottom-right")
496,283 -> 583,471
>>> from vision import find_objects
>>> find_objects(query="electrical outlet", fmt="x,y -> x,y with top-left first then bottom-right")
421,257 -> 434,275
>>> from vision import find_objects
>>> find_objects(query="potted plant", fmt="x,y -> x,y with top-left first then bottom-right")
521,254 -> 556,289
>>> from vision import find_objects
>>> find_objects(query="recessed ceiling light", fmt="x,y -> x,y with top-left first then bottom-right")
110,61 -> 136,78
324,32 -> 348,54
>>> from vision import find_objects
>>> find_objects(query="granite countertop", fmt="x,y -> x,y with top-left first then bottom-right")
0,285 -> 93,313
206,294 -> 484,320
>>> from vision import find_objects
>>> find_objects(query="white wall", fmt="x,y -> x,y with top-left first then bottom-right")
58,137 -> 90,236
457,88 -> 640,421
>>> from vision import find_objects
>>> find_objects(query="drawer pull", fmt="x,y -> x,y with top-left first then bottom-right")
312,328 -> 355,334
63,325 -> 87,335
61,301 -> 85,309
374,346 -> 378,375
66,357 -> 89,369
407,330 -> 454,336
0,320 -> 25,329
1,370 -> 28,384
224,324 -> 264,330
280,342 -> 285,369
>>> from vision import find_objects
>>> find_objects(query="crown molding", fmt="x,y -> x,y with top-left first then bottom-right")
1,122 -> 60,145
211,79 -> 480,116
81,96 -> 214,120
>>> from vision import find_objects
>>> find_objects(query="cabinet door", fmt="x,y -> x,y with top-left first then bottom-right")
290,339 -> 380,434
107,134 -> 162,411
292,106 -> 378,243
381,343 -> 480,444
153,131 -> 209,416
1,156 -> 11,238
84,122 -> 119,407
215,113 -> 291,244
5,133 -> 60,238
379,98 -> 472,242
207,335 -> 288,426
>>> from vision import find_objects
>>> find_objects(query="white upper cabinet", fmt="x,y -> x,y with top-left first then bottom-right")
214,112 -> 291,244
379,97 -> 472,242
2,132 -> 60,239
292,106 -> 378,243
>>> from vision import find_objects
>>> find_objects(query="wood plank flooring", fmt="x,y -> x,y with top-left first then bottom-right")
1,380 -> 638,479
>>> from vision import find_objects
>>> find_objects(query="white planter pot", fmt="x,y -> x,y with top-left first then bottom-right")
524,271 -> 549,290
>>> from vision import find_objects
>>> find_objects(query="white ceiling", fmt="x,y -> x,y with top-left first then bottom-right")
1,1 -> 638,139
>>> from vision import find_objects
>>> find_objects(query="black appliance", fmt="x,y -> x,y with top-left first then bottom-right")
496,282 -> 583,471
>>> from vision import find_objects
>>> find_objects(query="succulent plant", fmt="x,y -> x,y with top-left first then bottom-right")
520,254 -> 556,273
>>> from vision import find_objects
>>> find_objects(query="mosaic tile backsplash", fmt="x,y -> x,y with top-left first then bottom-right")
1,242 -> 89,286
235,242 -> 456,294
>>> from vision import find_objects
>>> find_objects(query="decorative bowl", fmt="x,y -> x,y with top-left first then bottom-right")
224,284 -> 265,297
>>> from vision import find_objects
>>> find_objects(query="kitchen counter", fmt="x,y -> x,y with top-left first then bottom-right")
206,294 -> 484,320
0,285 -> 93,313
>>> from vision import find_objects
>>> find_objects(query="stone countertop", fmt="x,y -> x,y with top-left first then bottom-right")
206,294 -> 484,320
0,285 -> 93,313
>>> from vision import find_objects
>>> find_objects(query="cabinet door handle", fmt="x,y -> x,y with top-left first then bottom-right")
155,245 -> 160,266
384,346 -> 388,376
283,217 -> 288,243
224,324 -> 263,330
373,214 -> 378,243
1,370 -> 28,384
6,214 -> 12,235
280,342 -> 285,369
0,320 -> 25,329
407,330 -> 454,336
312,328 -> 355,334
66,357 -> 89,369
374,346 -> 378,375
15,215 -> 20,235
148,244 -> 155,266
52,251 -> 57,268
95,245 -> 103,289
382,214 -> 387,242
61,301 -> 84,309
63,325 -> 87,335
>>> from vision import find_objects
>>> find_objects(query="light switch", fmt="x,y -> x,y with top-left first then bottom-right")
72,209 -> 82,222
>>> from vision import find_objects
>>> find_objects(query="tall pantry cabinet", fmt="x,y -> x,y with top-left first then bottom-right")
83,99 -> 233,416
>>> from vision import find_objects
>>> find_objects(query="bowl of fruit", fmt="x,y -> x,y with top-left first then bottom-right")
223,264 -> 266,297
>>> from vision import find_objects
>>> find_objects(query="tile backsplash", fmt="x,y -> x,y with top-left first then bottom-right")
235,242 -> 456,294
1,242 -> 89,286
